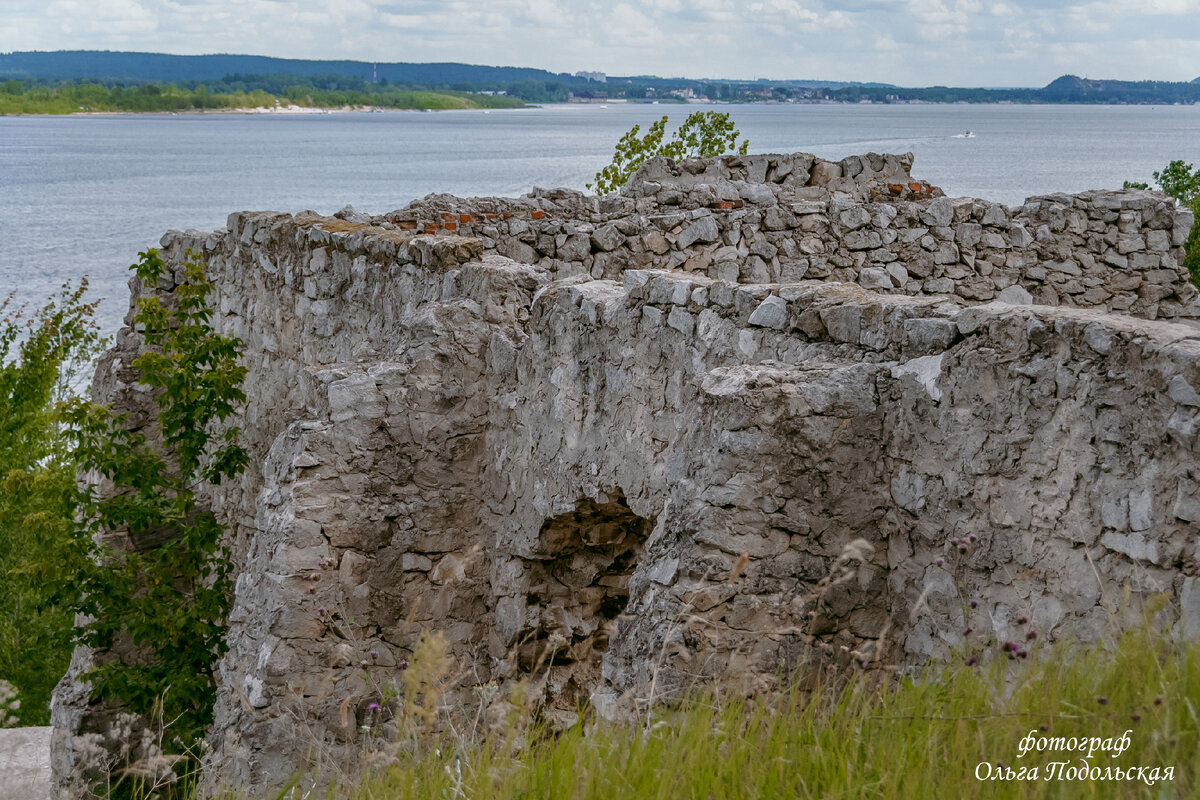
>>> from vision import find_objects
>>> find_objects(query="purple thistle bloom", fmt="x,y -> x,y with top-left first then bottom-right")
368,703 -> 381,712
969,599 -> 979,609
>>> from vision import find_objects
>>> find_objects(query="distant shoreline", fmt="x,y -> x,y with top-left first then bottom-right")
2,104 -> 533,118
7,101 -> 1200,119
7,98 -> 1200,118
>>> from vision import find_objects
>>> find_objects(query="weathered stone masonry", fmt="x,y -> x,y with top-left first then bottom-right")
386,152 -> 1197,319
53,152 -> 1200,797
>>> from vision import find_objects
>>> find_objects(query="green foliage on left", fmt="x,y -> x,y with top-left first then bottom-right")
54,249 -> 247,752
0,281 -> 106,725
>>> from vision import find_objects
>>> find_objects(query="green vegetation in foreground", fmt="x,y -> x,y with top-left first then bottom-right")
343,621 -> 1199,800
55,249 -> 247,774
0,281 -> 105,726
0,79 -> 526,114
0,250 -> 245,794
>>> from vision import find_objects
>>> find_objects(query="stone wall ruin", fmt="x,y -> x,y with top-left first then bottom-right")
53,152 -> 1200,797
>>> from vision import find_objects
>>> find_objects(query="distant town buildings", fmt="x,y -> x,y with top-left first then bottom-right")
574,71 -> 607,83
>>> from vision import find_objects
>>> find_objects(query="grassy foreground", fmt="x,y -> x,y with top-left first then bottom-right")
73,618 -> 1200,799
333,623 -> 1198,800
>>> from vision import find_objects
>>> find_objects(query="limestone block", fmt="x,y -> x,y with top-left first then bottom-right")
995,285 -> 1033,305
1173,208 -> 1195,246
809,160 -> 842,186
922,197 -> 954,228
676,216 -> 721,249
328,373 -> 384,422
858,268 -> 893,291
747,296 -> 789,330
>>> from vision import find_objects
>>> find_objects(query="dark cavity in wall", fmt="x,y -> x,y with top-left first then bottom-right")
516,490 -> 654,710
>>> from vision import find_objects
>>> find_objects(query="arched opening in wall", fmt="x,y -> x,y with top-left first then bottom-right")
516,489 -> 654,713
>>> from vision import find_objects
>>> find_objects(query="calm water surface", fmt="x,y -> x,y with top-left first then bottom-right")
2,103 -> 1198,333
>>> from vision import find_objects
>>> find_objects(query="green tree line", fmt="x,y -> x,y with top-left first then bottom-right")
0,79 -> 525,114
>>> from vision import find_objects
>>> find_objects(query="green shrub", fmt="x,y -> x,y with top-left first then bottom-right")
588,111 -> 750,195
0,280 -> 105,725
55,248 -> 246,761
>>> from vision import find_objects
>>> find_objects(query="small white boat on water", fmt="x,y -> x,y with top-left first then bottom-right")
953,130 -> 976,138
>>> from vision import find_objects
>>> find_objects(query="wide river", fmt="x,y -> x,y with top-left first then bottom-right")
2,102 -> 1198,333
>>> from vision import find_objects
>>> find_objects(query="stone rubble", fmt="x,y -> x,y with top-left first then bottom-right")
52,152 -> 1200,797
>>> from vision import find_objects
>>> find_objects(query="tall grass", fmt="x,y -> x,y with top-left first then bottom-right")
73,617 -> 1197,799
350,622 -> 1198,800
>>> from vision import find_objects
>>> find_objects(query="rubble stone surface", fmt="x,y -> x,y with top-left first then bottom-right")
53,153 -> 1200,797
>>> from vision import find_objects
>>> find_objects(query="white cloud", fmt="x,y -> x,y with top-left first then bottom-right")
1140,0 -> 1200,13
608,3 -> 664,47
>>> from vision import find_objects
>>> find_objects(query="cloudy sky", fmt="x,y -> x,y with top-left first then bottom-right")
2,0 -> 1198,87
